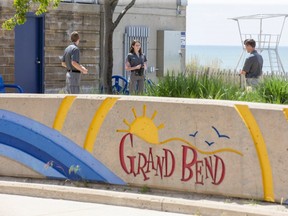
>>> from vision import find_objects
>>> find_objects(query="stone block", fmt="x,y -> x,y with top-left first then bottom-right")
4,48 -> 14,57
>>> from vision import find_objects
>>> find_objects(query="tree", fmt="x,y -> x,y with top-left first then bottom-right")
101,0 -> 136,94
2,0 -> 60,30
2,0 -> 136,94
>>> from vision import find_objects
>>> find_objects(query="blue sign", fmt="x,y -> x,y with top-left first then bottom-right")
181,31 -> 186,49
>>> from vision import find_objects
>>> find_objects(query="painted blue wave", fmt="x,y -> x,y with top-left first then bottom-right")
0,109 -> 125,185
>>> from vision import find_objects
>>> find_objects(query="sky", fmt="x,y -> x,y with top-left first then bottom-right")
186,0 -> 288,46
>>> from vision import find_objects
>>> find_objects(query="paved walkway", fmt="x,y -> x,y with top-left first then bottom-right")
0,193 -> 190,216
0,179 -> 288,216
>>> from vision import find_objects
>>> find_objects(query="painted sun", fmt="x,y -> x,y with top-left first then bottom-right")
117,105 -> 164,144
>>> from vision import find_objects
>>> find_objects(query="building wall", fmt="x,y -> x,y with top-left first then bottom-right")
0,1 -> 15,84
111,0 -> 187,83
0,1 -> 100,93
0,0 -> 186,92
44,3 -> 101,93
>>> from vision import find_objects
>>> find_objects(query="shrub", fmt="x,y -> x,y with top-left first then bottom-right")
147,71 -> 239,100
257,77 -> 288,104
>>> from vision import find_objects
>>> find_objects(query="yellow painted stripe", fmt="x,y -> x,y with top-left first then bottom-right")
84,97 -> 119,153
53,96 -> 77,131
284,108 -> 288,122
160,137 -> 243,156
235,104 -> 274,202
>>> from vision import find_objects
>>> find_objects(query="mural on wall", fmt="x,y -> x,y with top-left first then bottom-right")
117,105 -> 243,185
190,126 -> 230,146
0,96 -> 124,185
235,105 -> 275,202
116,104 -> 288,202
0,95 -> 287,203
284,108 -> 288,121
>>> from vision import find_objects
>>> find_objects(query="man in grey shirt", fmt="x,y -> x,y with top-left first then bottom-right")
61,31 -> 88,94
240,39 -> 263,89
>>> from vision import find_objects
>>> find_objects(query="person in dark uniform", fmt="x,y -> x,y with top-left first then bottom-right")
125,40 -> 147,95
61,31 -> 88,94
240,39 -> 263,89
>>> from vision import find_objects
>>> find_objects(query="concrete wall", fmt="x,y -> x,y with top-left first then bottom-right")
0,94 -> 287,203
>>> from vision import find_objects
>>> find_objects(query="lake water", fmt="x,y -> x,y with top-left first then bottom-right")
186,45 -> 288,72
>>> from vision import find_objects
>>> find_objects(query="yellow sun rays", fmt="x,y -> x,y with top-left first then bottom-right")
117,105 -> 164,144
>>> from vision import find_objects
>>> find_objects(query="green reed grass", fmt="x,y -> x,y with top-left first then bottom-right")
146,71 -> 239,100
145,72 -> 288,104
145,56 -> 288,104
258,77 -> 288,104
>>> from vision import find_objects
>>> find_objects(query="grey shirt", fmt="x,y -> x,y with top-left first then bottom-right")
62,43 -> 80,71
126,53 -> 147,70
242,50 -> 263,78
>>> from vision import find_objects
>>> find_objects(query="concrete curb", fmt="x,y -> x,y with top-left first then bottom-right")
0,181 -> 288,216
